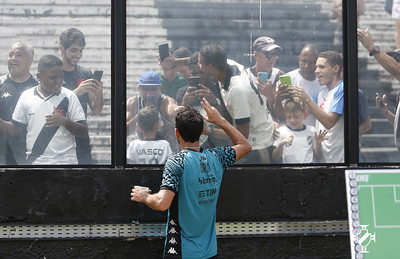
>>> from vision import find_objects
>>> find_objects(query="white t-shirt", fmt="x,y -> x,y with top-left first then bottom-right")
273,125 -> 316,163
287,69 -> 324,126
219,59 -> 274,150
12,86 -> 86,164
127,139 -> 173,164
245,67 -> 281,112
314,81 -> 344,163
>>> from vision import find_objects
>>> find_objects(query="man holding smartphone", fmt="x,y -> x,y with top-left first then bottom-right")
59,28 -> 104,164
274,44 -> 323,126
245,36 -> 285,119
199,44 -> 274,164
358,28 -> 400,149
157,44 -> 188,101
126,71 -> 180,153
288,51 -> 344,163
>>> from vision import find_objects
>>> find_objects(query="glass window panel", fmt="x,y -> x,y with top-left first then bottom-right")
358,0 -> 400,163
126,0 -> 344,165
0,0 -> 111,165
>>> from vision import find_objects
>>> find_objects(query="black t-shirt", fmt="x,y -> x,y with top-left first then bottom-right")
0,74 -> 38,121
0,74 -> 39,164
63,65 -> 92,117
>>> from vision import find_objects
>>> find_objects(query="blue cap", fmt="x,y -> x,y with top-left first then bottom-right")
139,71 -> 161,86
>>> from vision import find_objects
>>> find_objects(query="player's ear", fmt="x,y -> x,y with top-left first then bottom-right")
136,123 -> 142,132
175,128 -> 180,138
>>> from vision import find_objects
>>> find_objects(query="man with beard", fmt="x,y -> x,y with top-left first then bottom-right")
59,28 -> 104,164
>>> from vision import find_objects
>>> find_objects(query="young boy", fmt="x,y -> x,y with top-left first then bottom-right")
0,55 -> 88,165
127,105 -> 173,164
272,98 -> 327,163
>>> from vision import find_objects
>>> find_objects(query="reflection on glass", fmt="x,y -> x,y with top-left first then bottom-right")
127,0 -> 344,165
0,0 -> 111,165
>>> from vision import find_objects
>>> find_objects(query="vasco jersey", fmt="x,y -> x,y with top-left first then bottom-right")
220,59 -> 274,150
273,125 -> 317,163
126,139 -> 173,164
12,87 -> 86,165
160,147 -> 236,259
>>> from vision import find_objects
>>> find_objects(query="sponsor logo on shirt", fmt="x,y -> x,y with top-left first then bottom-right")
77,78 -> 84,86
56,109 -> 67,117
1,92 -> 11,98
167,247 -> 178,255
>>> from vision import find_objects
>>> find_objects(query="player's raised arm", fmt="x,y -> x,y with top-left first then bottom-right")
201,98 -> 251,161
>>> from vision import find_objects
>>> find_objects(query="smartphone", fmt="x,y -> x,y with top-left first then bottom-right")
158,43 -> 169,62
258,72 -> 269,83
145,94 -> 158,107
189,76 -> 201,88
279,75 -> 292,88
93,70 -> 103,81
376,92 -> 383,107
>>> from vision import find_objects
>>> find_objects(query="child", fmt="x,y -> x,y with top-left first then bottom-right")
272,97 -> 327,163
0,55 -> 88,165
127,105 -> 173,164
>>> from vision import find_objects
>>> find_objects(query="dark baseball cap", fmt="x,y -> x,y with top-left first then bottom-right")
139,71 -> 161,86
387,49 -> 400,62
253,36 -> 282,52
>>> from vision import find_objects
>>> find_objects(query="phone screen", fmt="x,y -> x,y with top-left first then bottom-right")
279,75 -> 292,88
159,43 -> 169,62
189,76 -> 200,88
93,70 -> 103,81
258,72 -> 269,83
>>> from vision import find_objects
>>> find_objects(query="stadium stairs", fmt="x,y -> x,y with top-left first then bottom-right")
0,0 -> 396,164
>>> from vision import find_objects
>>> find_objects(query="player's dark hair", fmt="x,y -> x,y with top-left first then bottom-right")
175,107 -> 203,142
38,55 -> 63,74
138,106 -> 159,132
318,50 -> 343,77
59,28 -> 86,49
199,44 -> 227,70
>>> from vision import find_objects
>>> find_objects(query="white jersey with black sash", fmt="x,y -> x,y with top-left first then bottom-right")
12,86 -> 86,165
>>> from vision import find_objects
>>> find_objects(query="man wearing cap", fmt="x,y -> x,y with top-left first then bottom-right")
358,28 -> 400,149
245,36 -> 285,120
199,44 -> 274,164
127,71 -> 179,153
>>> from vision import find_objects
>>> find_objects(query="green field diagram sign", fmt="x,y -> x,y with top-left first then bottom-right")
345,169 -> 400,259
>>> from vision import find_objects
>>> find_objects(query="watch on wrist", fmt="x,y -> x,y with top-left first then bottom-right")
369,46 -> 380,57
